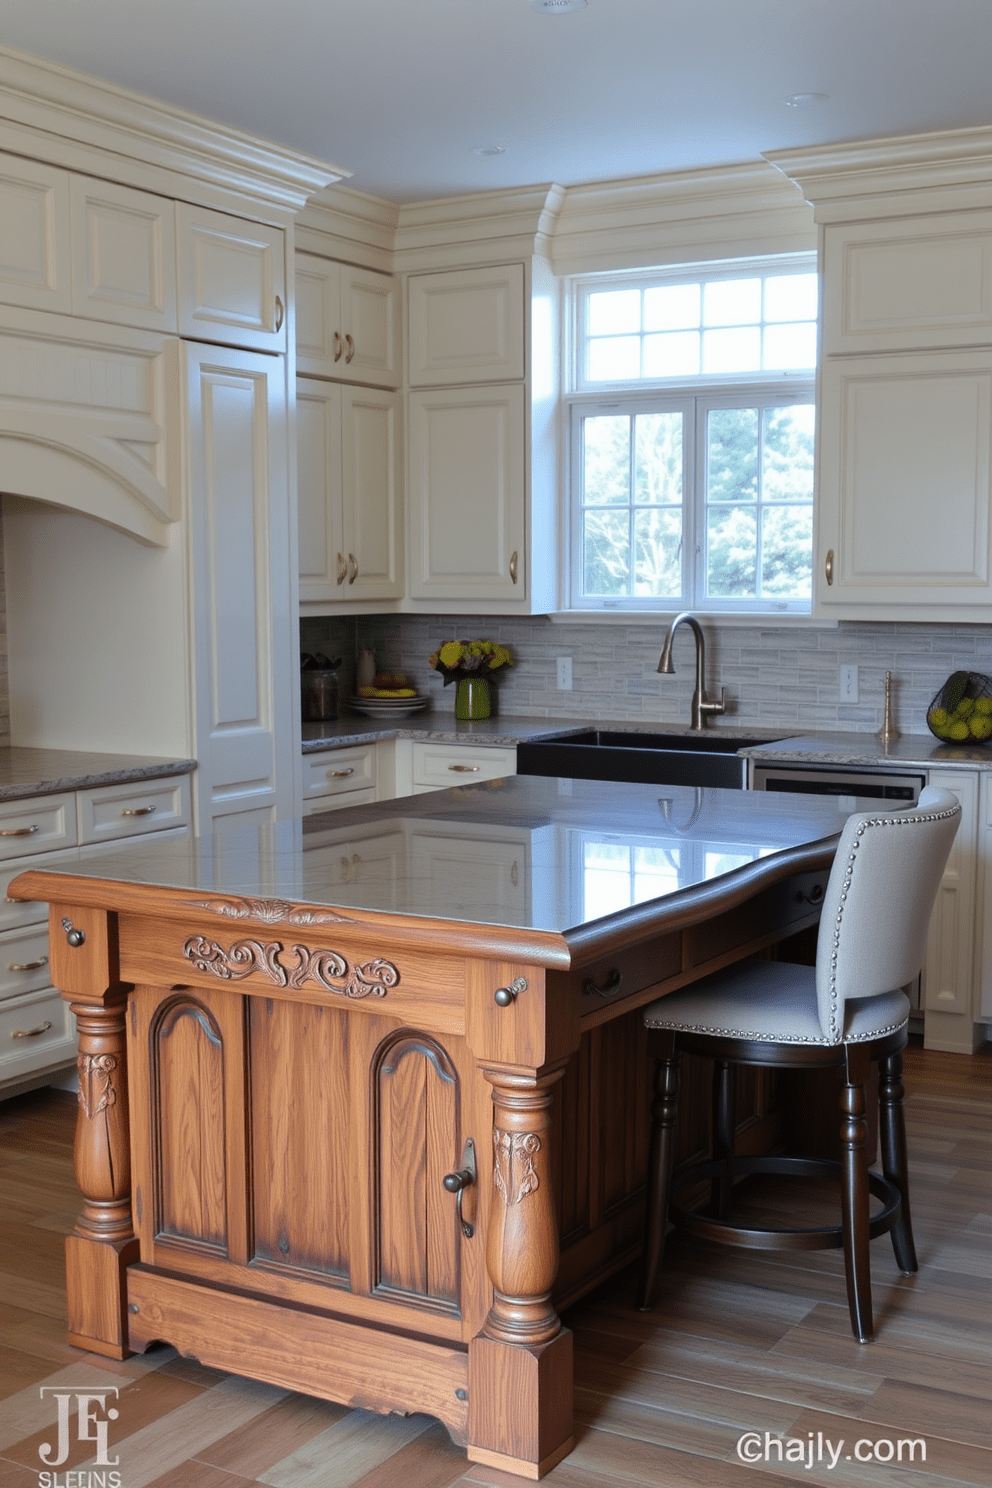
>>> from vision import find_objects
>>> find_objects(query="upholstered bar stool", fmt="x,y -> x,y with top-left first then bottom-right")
637,787 -> 960,1342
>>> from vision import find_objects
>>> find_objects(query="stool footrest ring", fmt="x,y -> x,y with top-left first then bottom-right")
669,1155 -> 902,1252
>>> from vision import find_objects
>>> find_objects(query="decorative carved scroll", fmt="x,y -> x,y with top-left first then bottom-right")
183,896 -> 352,925
77,1052 -> 118,1120
182,935 -> 399,999
492,1128 -> 541,1206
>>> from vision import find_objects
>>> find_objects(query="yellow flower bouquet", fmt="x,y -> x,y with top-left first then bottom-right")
428,639 -> 513,720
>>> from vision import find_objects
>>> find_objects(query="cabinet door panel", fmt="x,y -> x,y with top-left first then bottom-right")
297,378 -> 344,596
339,265 -> 400,388
0,154 -> 71,313
70,177 -> 177,332
409,385 -> 525,601
408,265 -> 524,385
295,252 -> 341,374
178,204 -> 286,352
818,351 -> 992,609
341,387 -> 403,600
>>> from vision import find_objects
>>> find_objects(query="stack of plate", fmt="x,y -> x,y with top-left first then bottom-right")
349,693 -> 429,719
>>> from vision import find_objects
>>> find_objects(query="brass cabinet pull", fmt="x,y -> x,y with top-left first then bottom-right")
442,1138 -> 477,1238
448,764 -> 481,772
333,331 -> 344,362
509,549 -> 519,584
9,955 -> 48,972
347,553 -> 358,584
344,334 -> 355,363
1,825 -> 39,837
275,295 -> 285,332
11,1021 -> 52,1039
583,969 -> 624,999
825,548 -> 834,586
121,805 -> 156,817
336,552 -> 347,585
327,768 -> 354,778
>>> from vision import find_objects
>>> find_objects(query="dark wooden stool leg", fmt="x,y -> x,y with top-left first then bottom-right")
710,1060 -> 736,1219
879,1049 -> 918,1274
638,1032 -> 680,1312
841,1043 -> 873,1342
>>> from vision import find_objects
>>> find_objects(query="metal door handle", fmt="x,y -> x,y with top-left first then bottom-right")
442,1138 -> 477,1238
336,552 -> 347,585
509,550 -> 518,584
448,764 -> 480,772
9,956 -> 48,972
1,825 -> 39,837
344,334 -> 355,363
825,548 -> 834,586
583,969 -> 624,999
121,805 -> 156,817
333,332 -> 344,362
347,554 -> 358,584
327,768 -> 354,778
11,1021 -> 52,1039
275,295 -> 284,332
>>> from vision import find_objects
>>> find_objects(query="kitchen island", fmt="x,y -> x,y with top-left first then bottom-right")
10,777 -> 851,1479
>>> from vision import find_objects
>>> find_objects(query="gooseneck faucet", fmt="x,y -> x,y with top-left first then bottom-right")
657,612 -> 726,731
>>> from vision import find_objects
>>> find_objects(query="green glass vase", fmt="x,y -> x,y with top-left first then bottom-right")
454,676 -> 491,720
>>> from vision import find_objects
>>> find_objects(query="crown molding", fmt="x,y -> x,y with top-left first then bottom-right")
0,44 -> 347,222
765,125 -> 992,223
550,160 -> 814,276
393,184 -> 566,272
296,184 -> 401,273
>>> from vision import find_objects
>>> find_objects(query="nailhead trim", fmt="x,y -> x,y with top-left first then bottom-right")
642,1011 -> 908,1044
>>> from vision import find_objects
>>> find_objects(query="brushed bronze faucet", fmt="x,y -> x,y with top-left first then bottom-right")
657,612 -> 726,730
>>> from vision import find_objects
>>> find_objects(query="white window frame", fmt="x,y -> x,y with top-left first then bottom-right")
566,254 -> 817,617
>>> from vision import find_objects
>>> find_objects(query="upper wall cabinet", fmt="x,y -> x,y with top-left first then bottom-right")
177,204 -> 287,353
70,177 -> 178,333
823,213 -> 992,356
408,264 -> 525,385
0,154 -> 72,314
296,253 -> 400,387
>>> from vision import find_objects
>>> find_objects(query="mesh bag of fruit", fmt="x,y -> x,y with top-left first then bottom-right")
927,671 -> 992,742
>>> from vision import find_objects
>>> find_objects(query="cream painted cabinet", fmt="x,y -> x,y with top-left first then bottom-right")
296,252 -> 400,387
69,176 -> 177,333
408,264 -> 525,386
177,203 -> 286,353
297,376 -> 403,604
0,153 -> 71,314
922,767 -> 981,1053
817,349 -> 992,612
185,343 -> 296,830
408,383 -> 526,602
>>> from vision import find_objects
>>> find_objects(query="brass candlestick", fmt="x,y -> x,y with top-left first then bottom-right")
877,671 -> 899,746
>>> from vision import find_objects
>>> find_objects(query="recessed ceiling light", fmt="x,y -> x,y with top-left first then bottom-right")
530,0 -> 587,14
784,92 -> 829,108
471,145 -> 507,157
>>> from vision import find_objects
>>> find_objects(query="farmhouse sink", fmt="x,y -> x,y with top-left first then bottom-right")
516,730 -> 786,790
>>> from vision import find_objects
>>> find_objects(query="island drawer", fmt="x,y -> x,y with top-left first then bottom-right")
0,988 -> 74,1080
77,775 -> 191,845
0,794 -> 77,860
411,742 -> 516,791
304,747 -> 377,801
0,925 -> 53,1003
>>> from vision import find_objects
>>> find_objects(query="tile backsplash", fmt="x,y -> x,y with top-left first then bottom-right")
300,613 -> 992,737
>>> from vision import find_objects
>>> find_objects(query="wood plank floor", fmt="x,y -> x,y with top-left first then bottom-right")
0,1046 -> 989,1488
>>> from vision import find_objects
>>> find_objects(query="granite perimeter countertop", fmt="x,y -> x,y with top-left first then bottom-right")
302,715 -> 796,752
0,747 -> 196,802
739,730 -> 992,771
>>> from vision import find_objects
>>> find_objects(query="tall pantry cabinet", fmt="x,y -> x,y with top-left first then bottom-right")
0,48 -> 343,831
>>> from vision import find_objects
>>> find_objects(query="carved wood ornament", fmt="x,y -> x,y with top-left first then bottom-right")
183,896 -> 352,925
77,1052 -> 118,1120
492,1128 -> 541,1206
182,935 -> 399,999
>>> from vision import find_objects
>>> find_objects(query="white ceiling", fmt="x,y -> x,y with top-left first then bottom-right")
2,0 -> 992,203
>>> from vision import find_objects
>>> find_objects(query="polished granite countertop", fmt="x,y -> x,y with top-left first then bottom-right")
0,746 -> 197,802
11,775 -> 848,943
738,730 -> 992,770
301,715 -> 795,752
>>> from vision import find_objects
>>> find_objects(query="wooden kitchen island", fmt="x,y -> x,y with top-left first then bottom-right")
10,776 -> 848,1479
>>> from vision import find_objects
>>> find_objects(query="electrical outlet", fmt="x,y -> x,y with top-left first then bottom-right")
556,656 -> 573,690
840,663 -> 859,703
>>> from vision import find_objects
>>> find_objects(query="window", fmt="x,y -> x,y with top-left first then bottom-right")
569,258 -> 817,615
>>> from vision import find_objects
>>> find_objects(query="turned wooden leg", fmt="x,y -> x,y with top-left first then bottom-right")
638,1032 -> 680,1311
879,1049 -> 918,1274
841,1043 -> 873,1343
65,994 -> 138,1357
467,1065 -> 573,1480
710,1058 -> 736,1221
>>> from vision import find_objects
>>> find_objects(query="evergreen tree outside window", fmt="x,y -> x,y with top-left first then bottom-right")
569,258 -> 816,615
